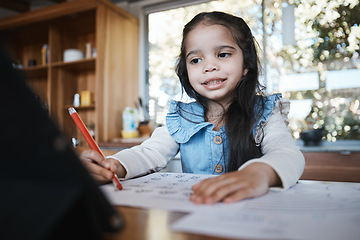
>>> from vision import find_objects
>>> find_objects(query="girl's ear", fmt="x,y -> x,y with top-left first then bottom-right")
243,68 -> 248,76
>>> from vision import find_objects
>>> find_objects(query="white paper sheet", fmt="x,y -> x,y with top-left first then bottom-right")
172,209 -> 360,240
100,172 -> 219,212
172,181 -> 360,240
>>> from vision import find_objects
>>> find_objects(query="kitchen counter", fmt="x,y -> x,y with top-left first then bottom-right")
297,140 -> 360,182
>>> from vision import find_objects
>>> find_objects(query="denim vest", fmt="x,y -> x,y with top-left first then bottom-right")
166,94 -> 281,175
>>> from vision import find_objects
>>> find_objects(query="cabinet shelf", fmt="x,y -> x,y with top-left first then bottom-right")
20,65 -> 48,78
65,104 -> 95,111
52,58 -> 96,71
23,65 -> 48,71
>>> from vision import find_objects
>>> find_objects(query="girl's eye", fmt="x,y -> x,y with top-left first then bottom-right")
218,52 -> 231,58
190,58 -> 202,64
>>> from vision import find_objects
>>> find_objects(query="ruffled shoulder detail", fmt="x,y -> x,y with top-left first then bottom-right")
166,100 -> 212,143
274,97 -> 291,125
253,93 -> 282,137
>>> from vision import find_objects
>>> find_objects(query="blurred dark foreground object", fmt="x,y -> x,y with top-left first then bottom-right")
300,128 -> 324,146
0,38 -> 124,240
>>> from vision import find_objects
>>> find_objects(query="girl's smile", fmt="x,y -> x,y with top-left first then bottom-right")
202,77 -> 227,90
185,23 -> 247,106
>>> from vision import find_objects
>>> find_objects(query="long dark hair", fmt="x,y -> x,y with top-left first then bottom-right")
175,11 -> 265,171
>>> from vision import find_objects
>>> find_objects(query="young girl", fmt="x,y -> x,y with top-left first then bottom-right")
81,11 -> 305,204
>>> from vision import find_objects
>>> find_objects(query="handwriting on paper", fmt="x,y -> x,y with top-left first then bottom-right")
100,172 -> 214,212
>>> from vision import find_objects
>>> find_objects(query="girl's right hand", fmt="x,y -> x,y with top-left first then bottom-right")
80,149 -> 126,183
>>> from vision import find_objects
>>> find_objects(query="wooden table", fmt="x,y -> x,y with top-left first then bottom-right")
103,206 -> 244,240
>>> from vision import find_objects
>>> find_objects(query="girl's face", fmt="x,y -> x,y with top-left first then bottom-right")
185,23 -> 247,106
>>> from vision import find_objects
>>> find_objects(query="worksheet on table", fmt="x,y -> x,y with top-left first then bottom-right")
101,172 -> 360,211
172,180 -> 360,240
100,172 -> 220,212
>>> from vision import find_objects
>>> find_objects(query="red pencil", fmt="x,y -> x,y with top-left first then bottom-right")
68,107 -> 123,190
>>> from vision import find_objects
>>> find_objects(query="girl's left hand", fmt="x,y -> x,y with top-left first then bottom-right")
190,163 -> 281,204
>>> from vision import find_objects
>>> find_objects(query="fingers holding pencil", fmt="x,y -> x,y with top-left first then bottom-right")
80,149 -> 120,183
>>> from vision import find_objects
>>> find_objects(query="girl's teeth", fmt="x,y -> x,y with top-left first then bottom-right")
207,80 -> 222,85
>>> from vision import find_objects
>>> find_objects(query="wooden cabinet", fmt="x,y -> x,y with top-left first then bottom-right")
300,151 -> 360,182
0,0 -> 139,144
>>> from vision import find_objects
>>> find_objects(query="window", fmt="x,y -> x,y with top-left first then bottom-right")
265,0 -> 360,141
147,0 -> 360,141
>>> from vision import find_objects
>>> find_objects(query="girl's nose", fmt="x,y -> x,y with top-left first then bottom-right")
203,60 -> 219,73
